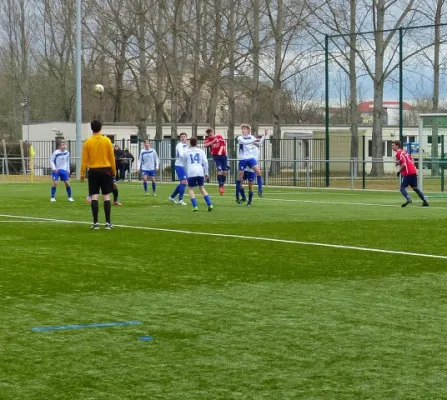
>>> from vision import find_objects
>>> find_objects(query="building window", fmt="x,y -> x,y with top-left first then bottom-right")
106,135 -> 115,144
130,135 -> 138,144
368,140 -> 393,157
427,136 -> 442,144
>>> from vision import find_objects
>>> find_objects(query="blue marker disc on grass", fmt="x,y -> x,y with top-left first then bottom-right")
138,336 -> 153,341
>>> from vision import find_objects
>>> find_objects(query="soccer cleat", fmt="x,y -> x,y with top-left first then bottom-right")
153,193 -> 157,197
178,200 -> 188,206
219,186 -> 225,195
105,222 -> 113,230
114,201 -> 122,206
91,223 -> 100,230
86,196 -> 92,204
207,205 -> 214,212
168,197 -> 179,205
258,191 -> 263,198
240,198 -> 246,204
236,199 -> 242,204
50,198 -> 56,202
145,192 -> 149,196
422,200 -> 429,207
246,202 -> 252,207
68,197 -> 74,202
193,206 -> 199,212
401,199 -> 412,207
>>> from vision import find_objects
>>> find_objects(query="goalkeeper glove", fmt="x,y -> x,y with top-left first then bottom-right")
396,171 -> 401,177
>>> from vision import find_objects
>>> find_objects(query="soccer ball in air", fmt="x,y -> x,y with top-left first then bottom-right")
94,84 -> 105,94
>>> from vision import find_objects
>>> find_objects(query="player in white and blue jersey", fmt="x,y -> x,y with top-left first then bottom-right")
236,165 -> 256,206
50,140 -> 74,202
236,124 -> 264,200
139,140 -> 159,196
183,137 -> 213,212
168,132 -> 189,206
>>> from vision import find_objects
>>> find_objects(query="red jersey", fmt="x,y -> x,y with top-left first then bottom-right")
204,134 -> 227,156
395,149 -> 417,176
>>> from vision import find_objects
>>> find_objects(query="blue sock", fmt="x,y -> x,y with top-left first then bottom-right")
236,180 -> 241,198
204,195 -> 211,206
51,187 -> 56,198
400,186 -> 410,200
171,184 -> 180,198
66,186 -> 72,198
248,191 -> 253,203
413,188 -> 425,201
240,188 -> 246,200
218,175 -> 223,187
223,175 -> 226,184
143,181 -> 148,192
178,183 -> 186,200
257,175 -> 263,193
152,182 -> 156,193
191,198 -> 198,207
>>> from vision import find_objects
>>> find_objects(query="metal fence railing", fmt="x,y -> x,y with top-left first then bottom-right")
2,137 -> 447,192
3,155 -> 447,193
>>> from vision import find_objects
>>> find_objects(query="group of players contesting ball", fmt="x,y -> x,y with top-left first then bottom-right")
49,120 -> 268,229
49,120 -> 430,230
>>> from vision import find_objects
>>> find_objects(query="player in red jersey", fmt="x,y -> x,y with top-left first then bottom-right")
392,140 -> 429,207
204,128 -> 228,195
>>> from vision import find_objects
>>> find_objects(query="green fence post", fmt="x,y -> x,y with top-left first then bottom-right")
325,34 -> 330,187
293,137 -> 297,186
441,135 -> 445,192
362,135 -> 366,189
170,139 -> 176,182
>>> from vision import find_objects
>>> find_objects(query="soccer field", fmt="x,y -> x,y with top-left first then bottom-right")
1,182 -> 446,399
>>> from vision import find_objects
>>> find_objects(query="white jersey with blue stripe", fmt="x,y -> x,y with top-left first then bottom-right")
175,142 -> 189,166
139,148 -> 159,170
183,147 -> 209,178
50,150 -> 70,171
237,135 -> 258,160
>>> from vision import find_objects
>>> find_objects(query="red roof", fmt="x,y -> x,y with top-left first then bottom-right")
358,101 -> 414,112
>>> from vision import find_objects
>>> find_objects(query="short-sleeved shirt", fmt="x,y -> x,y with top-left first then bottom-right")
395,149 -> 417,176
204,134 -> 227,156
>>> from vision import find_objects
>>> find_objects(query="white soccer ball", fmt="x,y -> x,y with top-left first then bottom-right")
94,84 -> 104,94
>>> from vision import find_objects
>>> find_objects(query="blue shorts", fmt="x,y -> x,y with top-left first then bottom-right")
238,158 -> 257,171
213,155 -> 228,171
188,176 -> 205,187
402,174 -> 418,188
175,166 -> 187,181
142,170 -> 156,177
243,171 -> 255,182
52,169 -> 70,182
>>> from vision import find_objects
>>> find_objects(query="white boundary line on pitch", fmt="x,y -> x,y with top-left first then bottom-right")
0,213 -> 446,260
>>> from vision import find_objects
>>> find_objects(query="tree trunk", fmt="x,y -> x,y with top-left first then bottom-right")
226,0 -> 236,159
155,2 -> 165,140
271,0 -> 283,175
250,0 -> 260,135
370,0 -> 385,176
137,8 -> 148,140
431,0 -> 443,176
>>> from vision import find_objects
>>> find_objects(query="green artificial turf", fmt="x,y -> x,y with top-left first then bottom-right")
0,182 -> 446,399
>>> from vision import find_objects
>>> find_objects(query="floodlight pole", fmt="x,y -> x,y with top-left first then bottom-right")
75,0 -> 82,179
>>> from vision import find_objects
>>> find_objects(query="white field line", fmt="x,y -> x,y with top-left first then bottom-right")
0,213 -> 446,260
262,197 -> 441,209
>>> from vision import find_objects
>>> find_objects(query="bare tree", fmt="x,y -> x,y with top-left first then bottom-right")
366,0 -> 416,176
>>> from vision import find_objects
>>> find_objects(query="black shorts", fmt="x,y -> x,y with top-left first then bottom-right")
88,167 -> 114,195
401,174 -> 418,188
